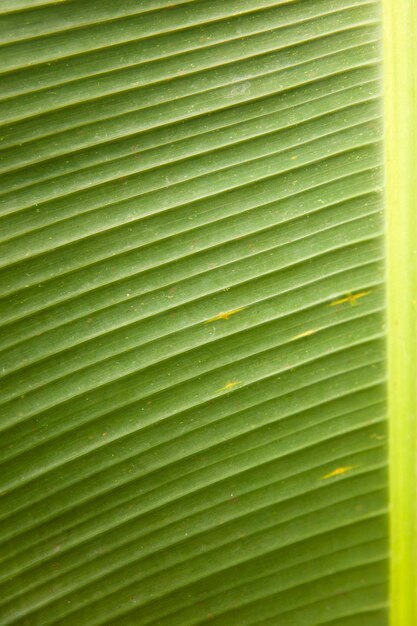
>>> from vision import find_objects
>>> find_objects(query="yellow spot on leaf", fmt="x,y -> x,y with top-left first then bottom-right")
371,433 -> 385,441
204,308 -> 244,323
322,466 -> 355,480
217,381 -> 239,393
291,329 -> 317,341
290,155 -> 298,160
330,290 -> 371,307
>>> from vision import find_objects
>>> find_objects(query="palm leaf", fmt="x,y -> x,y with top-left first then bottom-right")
1,0 -> 406,624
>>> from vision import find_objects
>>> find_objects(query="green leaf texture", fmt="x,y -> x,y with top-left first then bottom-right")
0,1 -> 388,624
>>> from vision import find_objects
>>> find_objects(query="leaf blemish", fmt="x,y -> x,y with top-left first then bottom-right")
217,381 -> 240,393
291,328 -> 317,341
204,307 -> 244,323
330,290 -> 371,307
322,466 -> 355,480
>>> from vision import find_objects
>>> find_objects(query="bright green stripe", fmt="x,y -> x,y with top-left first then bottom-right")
383,1 -> 417,625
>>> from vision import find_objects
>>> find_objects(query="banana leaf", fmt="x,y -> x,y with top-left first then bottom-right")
0,1 -> 413,624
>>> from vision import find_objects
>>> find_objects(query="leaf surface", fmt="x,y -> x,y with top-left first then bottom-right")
0,1 -> 388,624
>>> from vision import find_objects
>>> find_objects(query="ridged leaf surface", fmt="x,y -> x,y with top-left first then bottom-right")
0,1 -> 388,625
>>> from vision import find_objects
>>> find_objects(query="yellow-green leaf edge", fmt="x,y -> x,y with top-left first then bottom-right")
383,1 -> 417,624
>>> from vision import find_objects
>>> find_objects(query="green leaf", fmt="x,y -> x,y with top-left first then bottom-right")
383,1 -> 417,624
0,1 -> 390,625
